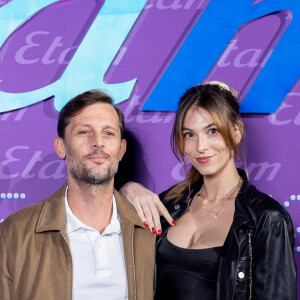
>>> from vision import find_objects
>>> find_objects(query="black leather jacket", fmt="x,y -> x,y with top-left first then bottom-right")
157,169 -> 296,300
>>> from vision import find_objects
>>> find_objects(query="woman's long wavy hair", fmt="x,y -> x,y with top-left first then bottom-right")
163,83 -> 244,203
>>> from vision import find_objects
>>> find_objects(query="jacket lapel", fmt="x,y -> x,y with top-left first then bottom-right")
114,190 -> 146,300
120,218 -> 135,300
233,181 -> 256,230
35,182 -> 68,239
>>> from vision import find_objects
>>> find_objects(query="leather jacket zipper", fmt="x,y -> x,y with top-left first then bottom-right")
247,229 -> 253,300
232,224 -> 253,300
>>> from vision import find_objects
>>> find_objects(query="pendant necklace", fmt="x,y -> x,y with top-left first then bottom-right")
197,177 -> 244,219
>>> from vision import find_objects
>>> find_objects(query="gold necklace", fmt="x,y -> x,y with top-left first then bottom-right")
197,177 -> 243,219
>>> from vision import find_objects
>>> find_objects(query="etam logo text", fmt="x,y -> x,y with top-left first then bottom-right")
172,161 -> 281,182
0,0 -> 299,113
0,146 -> 66,180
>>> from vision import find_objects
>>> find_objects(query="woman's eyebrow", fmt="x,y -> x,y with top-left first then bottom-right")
182,123 -> 216,131
182,127 -> 192,131
204,123 -> 216,129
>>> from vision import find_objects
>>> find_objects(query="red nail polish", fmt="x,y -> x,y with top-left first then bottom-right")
172,221 -> 176,226
143,221 -> 148,227
157,230 -> 162,236
152,227 -> 156,234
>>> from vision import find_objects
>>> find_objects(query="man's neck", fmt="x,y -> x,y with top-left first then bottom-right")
66,179 -> 115,233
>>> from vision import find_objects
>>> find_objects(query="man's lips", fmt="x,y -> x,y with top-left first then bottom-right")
88,155 -> 107,160
196,156 -> 214,164
85,151 -> 110,160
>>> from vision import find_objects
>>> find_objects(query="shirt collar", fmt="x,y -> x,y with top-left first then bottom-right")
65,186 -> 121,235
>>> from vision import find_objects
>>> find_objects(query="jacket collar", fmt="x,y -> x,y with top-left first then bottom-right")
36,182 -> 68,234
114,189 -> 145,228
232,169 -> 256,230
36,182 -> 144,234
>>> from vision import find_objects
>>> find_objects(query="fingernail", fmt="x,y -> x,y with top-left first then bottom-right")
157,230 -> 162,236
172,220 -> 176,226
152,227 -> 156,234
143,221 -> 148,227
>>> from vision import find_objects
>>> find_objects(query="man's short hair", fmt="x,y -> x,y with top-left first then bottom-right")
57,89 -> 125,139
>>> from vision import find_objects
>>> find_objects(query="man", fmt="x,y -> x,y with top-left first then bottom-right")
0,90 -> 156,300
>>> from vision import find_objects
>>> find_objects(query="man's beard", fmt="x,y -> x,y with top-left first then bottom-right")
70,163 -> 118,186
68,150 -> 119,186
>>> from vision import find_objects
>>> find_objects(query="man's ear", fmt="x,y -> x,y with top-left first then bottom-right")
54,136 -> 66,159
119,139 -> 127,161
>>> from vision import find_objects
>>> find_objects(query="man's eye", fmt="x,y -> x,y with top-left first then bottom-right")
104,131 -> 114,136
79,130 -> 89,134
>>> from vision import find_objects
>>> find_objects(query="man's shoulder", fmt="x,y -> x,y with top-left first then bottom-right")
114,189 -> 145,226
1,199 -> 46,228
0,199 -> 47,248
114,190 -> 154,234
0,183 -> 67,242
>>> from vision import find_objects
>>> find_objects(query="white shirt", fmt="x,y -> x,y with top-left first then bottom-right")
65,188 -> 128,300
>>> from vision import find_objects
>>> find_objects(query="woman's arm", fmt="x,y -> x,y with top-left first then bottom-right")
252,215 -> 296,299
119,182 -> 175,235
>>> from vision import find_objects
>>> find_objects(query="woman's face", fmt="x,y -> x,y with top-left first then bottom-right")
182,106 -> 237,177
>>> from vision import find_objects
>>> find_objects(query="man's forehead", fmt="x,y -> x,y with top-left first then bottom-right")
67,103 -> 120,129
75,103 -> 117,119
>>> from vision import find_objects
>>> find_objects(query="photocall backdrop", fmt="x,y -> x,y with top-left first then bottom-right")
0,0 -> 299,294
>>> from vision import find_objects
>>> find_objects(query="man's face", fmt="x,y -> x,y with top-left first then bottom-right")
55,103 -> 126,186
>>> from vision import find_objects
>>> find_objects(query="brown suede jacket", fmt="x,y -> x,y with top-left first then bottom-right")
0,183 -> 156,300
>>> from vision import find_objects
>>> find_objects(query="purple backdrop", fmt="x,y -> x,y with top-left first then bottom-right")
0,0 -> 299,296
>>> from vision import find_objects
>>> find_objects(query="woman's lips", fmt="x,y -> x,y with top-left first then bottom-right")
196,156 -> 213,164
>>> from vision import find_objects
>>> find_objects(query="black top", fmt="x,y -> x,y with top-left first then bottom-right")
155,235 -> 222,300
156,169 -> 296,300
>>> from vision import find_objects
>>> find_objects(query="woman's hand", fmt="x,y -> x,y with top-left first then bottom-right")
119,182 -> 175,236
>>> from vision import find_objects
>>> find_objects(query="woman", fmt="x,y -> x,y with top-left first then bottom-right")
120,81 -> 296,300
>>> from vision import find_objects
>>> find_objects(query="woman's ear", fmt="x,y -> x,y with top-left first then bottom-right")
234,121 -> 243,144
54,136 -> 66,159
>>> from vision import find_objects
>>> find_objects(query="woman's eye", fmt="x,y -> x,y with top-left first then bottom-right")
183,132 -> 194,138
208,128 -> 218,135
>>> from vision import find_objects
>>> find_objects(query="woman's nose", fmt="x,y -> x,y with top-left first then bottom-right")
197,135 -> 208,152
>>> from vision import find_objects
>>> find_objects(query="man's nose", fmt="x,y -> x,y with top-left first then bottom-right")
91,133 -> 104,148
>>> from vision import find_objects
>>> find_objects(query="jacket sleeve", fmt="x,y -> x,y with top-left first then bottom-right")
0,222 -> 13,300
252,215 -> 296,300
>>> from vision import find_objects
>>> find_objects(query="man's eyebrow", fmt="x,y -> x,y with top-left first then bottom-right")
102,125 -> 118,130
74,123 -> 92,128
69,123 -> 92,132
71,124 -> 118,130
